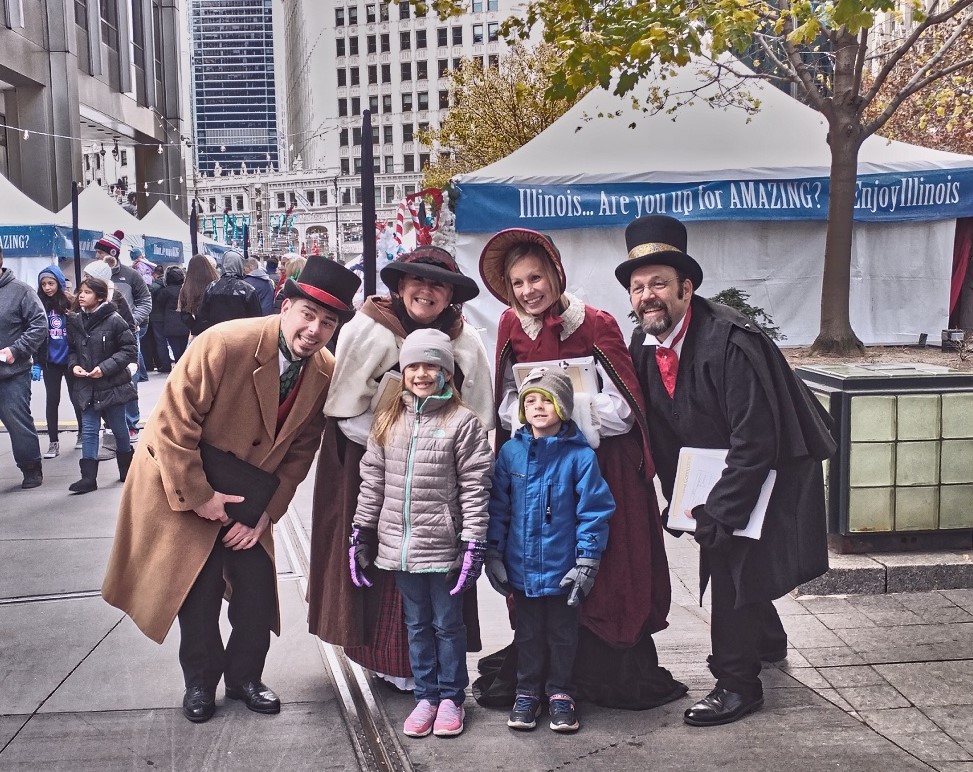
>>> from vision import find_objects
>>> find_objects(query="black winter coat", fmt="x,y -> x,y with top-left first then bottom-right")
67,303 -> 138,411
632,296 -> 836,606
190,275 -> 262,335
157,284 -> 190,338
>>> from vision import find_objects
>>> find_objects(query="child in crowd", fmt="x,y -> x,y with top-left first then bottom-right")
66,276 -> 137,493
35,265 -> 82,457
485,367 -> 615,733
349,329 -> 493,739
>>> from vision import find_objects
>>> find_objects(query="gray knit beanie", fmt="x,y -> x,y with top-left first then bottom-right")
518,367 -> 574,423
399,328 -> 455,375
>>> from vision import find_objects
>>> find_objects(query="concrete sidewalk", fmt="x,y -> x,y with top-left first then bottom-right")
2,370 -> 973,770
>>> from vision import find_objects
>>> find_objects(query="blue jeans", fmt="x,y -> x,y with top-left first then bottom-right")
0,371 -> 41,467
82,403 -> 130,460
395,571 -> 468,705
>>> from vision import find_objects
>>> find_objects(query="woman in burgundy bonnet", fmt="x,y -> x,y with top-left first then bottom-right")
476,228 -> 687,710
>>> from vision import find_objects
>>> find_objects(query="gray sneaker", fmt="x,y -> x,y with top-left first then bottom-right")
75,433 -> 83,450
102,432 -> 117,451
43,441 -> 60,459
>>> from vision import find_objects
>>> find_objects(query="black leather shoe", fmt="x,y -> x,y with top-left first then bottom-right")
684,687 -> 763,727
225,680 -> 281,714
182,686 -> 216,723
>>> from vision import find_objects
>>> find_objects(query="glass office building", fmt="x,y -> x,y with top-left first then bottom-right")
190,0 -> 279,174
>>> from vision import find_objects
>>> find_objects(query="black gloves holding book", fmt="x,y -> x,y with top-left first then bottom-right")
692,505 -> 734,553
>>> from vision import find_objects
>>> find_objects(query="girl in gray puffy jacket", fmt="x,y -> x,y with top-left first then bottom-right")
350,328 -> 493,740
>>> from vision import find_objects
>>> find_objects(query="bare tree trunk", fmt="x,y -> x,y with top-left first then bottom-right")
811,36 -> 866,356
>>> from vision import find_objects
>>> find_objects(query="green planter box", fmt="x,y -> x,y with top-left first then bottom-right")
797,363 -> 973,552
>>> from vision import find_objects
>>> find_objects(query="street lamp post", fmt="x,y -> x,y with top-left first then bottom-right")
333,176 -> 341,262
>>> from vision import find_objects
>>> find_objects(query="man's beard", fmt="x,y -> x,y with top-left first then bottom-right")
638,300 -> 673,336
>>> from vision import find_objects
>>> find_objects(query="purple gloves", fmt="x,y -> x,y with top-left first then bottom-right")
448,539 -> 486,596
348,525 -> 377,588
559,557 -> 600,607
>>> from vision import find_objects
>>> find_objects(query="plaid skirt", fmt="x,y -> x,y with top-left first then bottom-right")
343,568 -> 413,677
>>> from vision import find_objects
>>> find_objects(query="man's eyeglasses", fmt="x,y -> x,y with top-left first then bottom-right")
629,279 -> 675,298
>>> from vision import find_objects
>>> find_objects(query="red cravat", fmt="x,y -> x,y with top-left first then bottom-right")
654,307 -> 691,398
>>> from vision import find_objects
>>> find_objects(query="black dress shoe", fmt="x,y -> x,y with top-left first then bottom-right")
684,687 -> 763,727
225,680 -> 281,714
183,685 -> 216,723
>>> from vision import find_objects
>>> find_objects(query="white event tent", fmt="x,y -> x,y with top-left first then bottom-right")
139,201 -> 192,263
55,185 -> 145,258
453,57 -> 973,349
0,174 -> 72,281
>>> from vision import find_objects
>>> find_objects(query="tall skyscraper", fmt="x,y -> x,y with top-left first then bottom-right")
190,0 -> 280,175
279,0 -> 522,178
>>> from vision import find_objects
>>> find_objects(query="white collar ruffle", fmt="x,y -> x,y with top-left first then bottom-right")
517,292 -> 585,341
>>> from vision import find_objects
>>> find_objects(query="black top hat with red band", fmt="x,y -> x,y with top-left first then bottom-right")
281,255 -> 360,322
380,245 -> 480,304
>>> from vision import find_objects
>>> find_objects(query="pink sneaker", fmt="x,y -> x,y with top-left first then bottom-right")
403,699 -> 438,737
433,699 -> 465,737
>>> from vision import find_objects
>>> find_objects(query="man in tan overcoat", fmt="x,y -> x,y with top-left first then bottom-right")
102,255 -> 360,723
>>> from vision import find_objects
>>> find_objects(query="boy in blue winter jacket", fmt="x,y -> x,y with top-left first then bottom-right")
485,367 -> 614,734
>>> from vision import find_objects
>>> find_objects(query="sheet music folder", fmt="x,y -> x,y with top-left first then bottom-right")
199,442 -> 280,528
666,447 -> 776,540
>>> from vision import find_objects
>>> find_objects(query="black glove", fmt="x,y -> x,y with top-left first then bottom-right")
692,505 -> 734,553
661,506 -> 685,539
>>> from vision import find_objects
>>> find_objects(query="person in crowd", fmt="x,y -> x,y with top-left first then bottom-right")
158,266 -> 191,363
95,231 -> 152,441
307,246 -> 493,691
618,214 -> 835,726
486,367 -> 614,734
66,275 -> 137,493
272,257 -> 305,312
147,264 -> 169,373
242,257 -> 276,315
131,249 -> 156,381
178,254 -> 220,341
122,191 -> 138,217
350,329 -> 493,738
265,257 -> 280,287
0,245 -> 46,489
190,249 -> 261,335
274,255 -> 291,296
102,256 -> 360,724
476,228 -> 686,709
35,264 -> 82,458
130,247 -> 156,284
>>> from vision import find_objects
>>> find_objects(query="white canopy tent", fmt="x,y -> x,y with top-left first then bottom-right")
55,185 -> 145,258
139,201 -> 194,263
0,174 -> 62,282
453,58 -> 973,350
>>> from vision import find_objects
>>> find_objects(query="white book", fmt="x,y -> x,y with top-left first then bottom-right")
666,447 -> 776,540
511,356 -> 599,393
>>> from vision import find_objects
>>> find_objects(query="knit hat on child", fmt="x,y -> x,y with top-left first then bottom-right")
518,367 -> 574,424
398,328 -> 455,375
83,259 -> 114,291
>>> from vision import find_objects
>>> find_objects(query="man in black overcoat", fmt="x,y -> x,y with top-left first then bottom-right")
617,214 -> 836,727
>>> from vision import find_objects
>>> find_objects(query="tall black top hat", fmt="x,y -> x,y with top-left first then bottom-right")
614,215 -> 703,290
380,245 -> 480,304
281,254 -> 361,322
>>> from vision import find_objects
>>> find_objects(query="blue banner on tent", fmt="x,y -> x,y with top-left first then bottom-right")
0,225 -> 55,257
0,225 -> 101,259
455,168 -> 973,232
54,226 -> 101,259
144,236 -> 184,264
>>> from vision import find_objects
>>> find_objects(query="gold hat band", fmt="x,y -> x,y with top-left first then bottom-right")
628,242 -> 683,261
